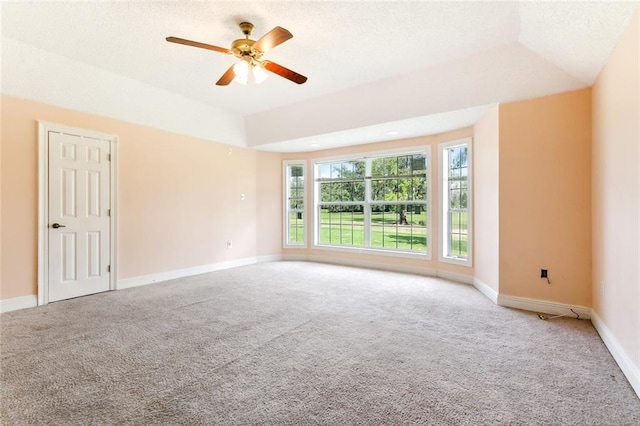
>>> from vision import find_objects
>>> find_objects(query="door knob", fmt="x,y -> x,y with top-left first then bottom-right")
51,223 -> 66,229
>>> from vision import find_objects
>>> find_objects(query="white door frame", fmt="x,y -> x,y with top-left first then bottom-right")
37,121 -> 118,306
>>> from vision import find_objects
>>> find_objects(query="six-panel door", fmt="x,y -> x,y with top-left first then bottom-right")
48,131 -> 111,302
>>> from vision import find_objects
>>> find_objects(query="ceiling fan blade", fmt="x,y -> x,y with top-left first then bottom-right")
166,36 -> 230,54
263,61 -> 307,84
253,26 -> 293,52
216,65 -> 236,86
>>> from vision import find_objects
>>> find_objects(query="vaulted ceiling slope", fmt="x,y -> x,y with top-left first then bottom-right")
2,1 -> 638,151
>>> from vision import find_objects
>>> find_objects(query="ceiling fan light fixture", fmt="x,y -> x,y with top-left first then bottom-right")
252,63 -> 269,84
233,59 -> 268,85
233,60 -> 250,85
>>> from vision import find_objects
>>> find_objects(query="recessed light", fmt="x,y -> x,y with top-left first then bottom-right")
385,130 -> 399,135
310,143 -> 320,147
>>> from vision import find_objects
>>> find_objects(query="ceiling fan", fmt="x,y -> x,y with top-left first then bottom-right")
166,22 -> 307,86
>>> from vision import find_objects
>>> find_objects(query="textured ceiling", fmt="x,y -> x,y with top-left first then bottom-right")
1,1 -> 639,151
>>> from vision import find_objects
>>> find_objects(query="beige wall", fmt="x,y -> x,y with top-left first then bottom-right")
1,97 -> 39,299
0,95 -> 264,299
118,128 -> 257,278
473,106 -> 500,292
256,151 -> 283,258
499,89 -> 592,306
592,10 -> 639,379
283,127 -> 475,277
0,98 -> 3,293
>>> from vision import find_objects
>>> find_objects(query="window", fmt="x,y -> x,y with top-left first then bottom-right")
284,161 -> 306,247
439,138 -> 472,265
315,150 -> 430,256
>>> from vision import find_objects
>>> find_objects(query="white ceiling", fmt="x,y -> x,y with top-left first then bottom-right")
1,1 -> 638,151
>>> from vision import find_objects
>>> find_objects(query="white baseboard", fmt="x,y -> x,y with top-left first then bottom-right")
283,253 -> 478,284
497,294 -> 591,320
282,253 -> 310,262
0,295 -> 38,313
591,311 -> 640,399
257,254 -> 283,263
473,278 -> 499,304
286,253 -> 438,277
437,270 -> 474,285
2,257 -> 273,310
117,257 -> 258,290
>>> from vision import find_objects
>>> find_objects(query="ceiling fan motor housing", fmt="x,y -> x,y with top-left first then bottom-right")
231,38 -> 262,59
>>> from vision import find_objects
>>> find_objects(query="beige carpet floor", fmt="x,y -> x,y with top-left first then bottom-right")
1,261 -> 639,425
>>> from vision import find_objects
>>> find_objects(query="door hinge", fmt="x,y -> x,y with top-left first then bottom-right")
107,265 -> 111,272
107,153 -> 111,161
107,209 -> 111,216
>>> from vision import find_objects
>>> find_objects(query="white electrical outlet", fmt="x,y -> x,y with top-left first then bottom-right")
227,240 -> 232,249
240,193 -> 245,200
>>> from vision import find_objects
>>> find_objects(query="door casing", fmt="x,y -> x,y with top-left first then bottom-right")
37,121 -> 118,305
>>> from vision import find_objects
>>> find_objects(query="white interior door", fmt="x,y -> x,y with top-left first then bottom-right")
48,130 -> 111,302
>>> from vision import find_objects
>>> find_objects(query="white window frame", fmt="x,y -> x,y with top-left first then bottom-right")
312,147 -> 432,259
438,137 -> 472,267
283,160 -> 307,248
